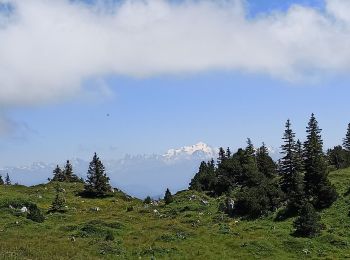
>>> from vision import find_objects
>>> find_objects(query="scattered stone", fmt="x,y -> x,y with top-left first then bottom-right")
90,207 -> 101,212
37,195 -> 43,199
302,249 -> 310,255
189,195 -> 197,201
70,236 -> 76,242
201,200 -> 209,206
153,209 -> 159,214
20,206 -> 28,213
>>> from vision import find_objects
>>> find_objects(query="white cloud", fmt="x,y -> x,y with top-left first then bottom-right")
0,0 -> 350,106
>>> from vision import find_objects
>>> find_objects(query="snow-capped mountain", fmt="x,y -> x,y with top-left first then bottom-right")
163,142 -> 217,160
0,142 -> 217,198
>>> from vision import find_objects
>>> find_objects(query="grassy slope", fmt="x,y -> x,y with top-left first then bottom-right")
1,168 -> 350,259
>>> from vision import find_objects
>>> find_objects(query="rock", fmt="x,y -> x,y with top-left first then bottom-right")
20,206 -> 28,213
38,195 -> 43,199
189,195 -> 197,201
302,249 -> 310,255
201,200 -> 209,206
226,198 -> 235,216
90,207 -> 101,212
70,236 -> 76,242
9,205 -> 14,210
153,209 -> 159,214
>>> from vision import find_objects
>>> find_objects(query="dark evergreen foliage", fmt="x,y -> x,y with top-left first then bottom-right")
49,184 -> 67,213
303,114 -> 337,209
164,188 -> 173,204
52,165 -> 65,182
84,153 -> 112,197
27,204 -> 45,223
256,143 -> 277,179
5,173 -> 11,185
327,146 -> 350,170
279,120 -> 305,215
293,202 -> 322,237
343,123 -> 350,151
144,196 -> 152,204
0,175 -> 4,185
189,159 -> 216,193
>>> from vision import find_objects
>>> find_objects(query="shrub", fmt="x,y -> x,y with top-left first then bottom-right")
293,203 -> 322,237
27,204 -> 45,223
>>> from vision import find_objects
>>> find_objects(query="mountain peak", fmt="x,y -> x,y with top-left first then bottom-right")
163,142 -> 216,159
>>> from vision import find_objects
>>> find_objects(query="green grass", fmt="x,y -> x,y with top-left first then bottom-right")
1,168 -> 350,259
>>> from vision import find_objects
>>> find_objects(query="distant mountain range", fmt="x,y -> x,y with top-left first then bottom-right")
0,142 -> 279,198
0,142 -> 219,198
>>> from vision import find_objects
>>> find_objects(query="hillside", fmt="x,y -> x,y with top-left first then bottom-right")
0,168 -> 350,259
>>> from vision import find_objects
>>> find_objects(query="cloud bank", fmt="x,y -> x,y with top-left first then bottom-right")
0,0 -> 350,105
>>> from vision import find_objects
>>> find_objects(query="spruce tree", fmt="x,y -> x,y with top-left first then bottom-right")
62,160 -> 82,183
217,147 -> 226,165
5,173 -> 11,185
50,184 -> 67,212
52,165 -> 65,182
304,114 -> 337,209
84,153 -> 111,197
293,202 -> 322,237
279,120 -> 305,214
256,143 -> 277,179
189,159 -> 216,192
343,123 -> 350,151
164,188 -> 173,204
63,160 -> 73,181
0,175 -> 4,185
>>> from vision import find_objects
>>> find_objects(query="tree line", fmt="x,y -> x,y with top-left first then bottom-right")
189,113 -> 348,237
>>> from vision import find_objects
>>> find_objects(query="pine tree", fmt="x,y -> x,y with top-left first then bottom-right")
164,188 -> 173,204
304,114 -> 337,209
5,173 -> 11,185
293,202 -> 322,237
256,142 -> 277,179
0,175 -> 4,185
50,184 -> 67,212
343,123 -> 350,151
84,153 -> 111,197
52,165 -> 65,182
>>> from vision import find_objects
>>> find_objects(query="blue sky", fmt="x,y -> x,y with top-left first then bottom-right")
0,0 -> 349,166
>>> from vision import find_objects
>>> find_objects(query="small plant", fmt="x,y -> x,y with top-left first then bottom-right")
27,204 -> 45,223
49,184 -> 67,213
144,196 -> 152,204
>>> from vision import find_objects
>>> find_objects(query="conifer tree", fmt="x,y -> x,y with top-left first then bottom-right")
189,159 -> 216,192
84,153 -> 111,197
50,184 -> 67,212
293,202 -> 322,237
63,160 -> 73,181
246,138 -> 255,157
0,175 -> 4,185
164,188 -> 173,204
217,147 -> 226,165
256,142 -> 277,179
226,147 -> 232,158
277,121 -> 305,216
5,173 -> 11,185
304,114 -> 337,209
343,123 -> 350,151
52,165 -> 65,182
62,160 -> 82,183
